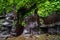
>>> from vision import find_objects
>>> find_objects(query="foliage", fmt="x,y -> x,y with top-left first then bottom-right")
38,0 -> 60,17
0,0 -> 60,26
0,0 -> 60,17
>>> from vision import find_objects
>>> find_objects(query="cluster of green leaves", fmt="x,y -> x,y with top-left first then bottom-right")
0,0 -> 60,17
0,0 -> 13,14
37,0 -> 60,17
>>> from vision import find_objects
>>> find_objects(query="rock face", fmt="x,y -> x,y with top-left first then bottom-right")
0,13 -> 15,37
23,8 -> 41,35
40,10 -> 60,34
